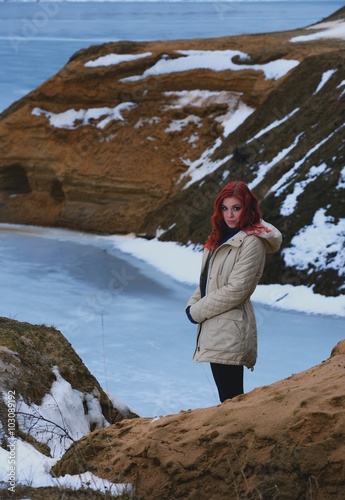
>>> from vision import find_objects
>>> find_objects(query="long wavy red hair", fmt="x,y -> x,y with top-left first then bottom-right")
205,181 -> 263,250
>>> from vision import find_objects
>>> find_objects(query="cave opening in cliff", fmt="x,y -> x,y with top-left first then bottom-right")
0,164 -> 31,195
50,178 -> 65,203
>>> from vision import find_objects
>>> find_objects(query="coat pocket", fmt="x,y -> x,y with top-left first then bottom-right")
201,308 -> 244,352
217,307 -> 243,322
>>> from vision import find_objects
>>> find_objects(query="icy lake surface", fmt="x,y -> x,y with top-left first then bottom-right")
0,225 -> 343,417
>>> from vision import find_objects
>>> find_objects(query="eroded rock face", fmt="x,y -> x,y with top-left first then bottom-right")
0,40 -> 272,231
52,339 -> 345,499
0,317 -> 137,443
0,9 -> 345,295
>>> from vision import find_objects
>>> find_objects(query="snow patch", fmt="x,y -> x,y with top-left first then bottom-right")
269,126 -> 344,197
107,233 -> 202,285
314,69 -> 337,94
164,89 -> 240,108
85,51 -> 152,67
135,116 -> 161,128
165,115 -> 201,133
186,132 -> 199,145
248,108 -> 299,142
0,367 -> 131,493
249,133 -> 303,190
179,138 -> 233,188
217,101 -> 254,137
280,163 -> 328,216
253,284 -> 345,317
164,94 -> 254,188
120,49 -> 299,82
15,366 -> 108,459
32,102 -> 136,130
337,166 -> 345,190
282,208 -> 345,281
291,20 -> 345,42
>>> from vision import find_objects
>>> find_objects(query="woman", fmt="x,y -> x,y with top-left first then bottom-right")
186,181 -> 282,403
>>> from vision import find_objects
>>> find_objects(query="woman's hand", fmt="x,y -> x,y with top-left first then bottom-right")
186,306 -> 198,324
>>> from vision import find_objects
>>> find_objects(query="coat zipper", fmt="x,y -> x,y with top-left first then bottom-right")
195,242 -> 233,356
194,323 -> 203,355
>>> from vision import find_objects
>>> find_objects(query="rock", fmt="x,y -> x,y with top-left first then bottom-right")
52,339 -> 345,499
0,316 -> 138,456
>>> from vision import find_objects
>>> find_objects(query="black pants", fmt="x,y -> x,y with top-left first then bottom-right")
210,363 -> 244,402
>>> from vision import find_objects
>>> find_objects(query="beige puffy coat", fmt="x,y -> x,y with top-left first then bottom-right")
186,221 -> 282,368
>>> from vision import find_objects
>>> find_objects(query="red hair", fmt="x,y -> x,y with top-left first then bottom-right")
205,181 -> 264,250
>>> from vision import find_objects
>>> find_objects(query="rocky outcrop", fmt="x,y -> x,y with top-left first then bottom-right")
1,314 -> 344,497
53,339 -> 345,499
0,317 -> 137,458
0,8 -> 345,296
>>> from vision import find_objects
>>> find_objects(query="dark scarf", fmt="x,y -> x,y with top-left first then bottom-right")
219,226 -> 240,246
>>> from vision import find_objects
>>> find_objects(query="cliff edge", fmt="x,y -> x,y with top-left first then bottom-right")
53,339 -> 345,499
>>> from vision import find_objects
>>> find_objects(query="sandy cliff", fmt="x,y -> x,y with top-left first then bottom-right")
0,8 -> 345,295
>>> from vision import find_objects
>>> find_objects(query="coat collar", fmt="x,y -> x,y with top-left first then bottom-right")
222,230 -> 247,248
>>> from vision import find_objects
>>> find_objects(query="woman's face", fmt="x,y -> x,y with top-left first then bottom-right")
221,196 -> 243,228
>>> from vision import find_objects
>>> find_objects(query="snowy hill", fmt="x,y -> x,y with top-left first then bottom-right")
0,8 -> 344,299
0,316 -> 136,495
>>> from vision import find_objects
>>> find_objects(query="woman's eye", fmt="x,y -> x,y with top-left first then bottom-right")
221,205 -> 227,211
233,206 -> 241,211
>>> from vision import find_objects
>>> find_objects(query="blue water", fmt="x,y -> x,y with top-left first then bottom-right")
0,1 -> 343,111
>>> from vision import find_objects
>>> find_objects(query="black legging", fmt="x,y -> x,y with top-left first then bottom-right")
210,363 -> 244,402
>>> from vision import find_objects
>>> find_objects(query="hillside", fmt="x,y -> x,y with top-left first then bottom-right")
0,316 -> 137,497
0,8 -> 344,297
0,316 -> 137,428
0,316 -> 344,498
53,338 -> 345,499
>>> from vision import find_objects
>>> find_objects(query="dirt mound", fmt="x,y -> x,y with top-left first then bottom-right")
52,339 -> 345,499
0,316 -> 137,436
